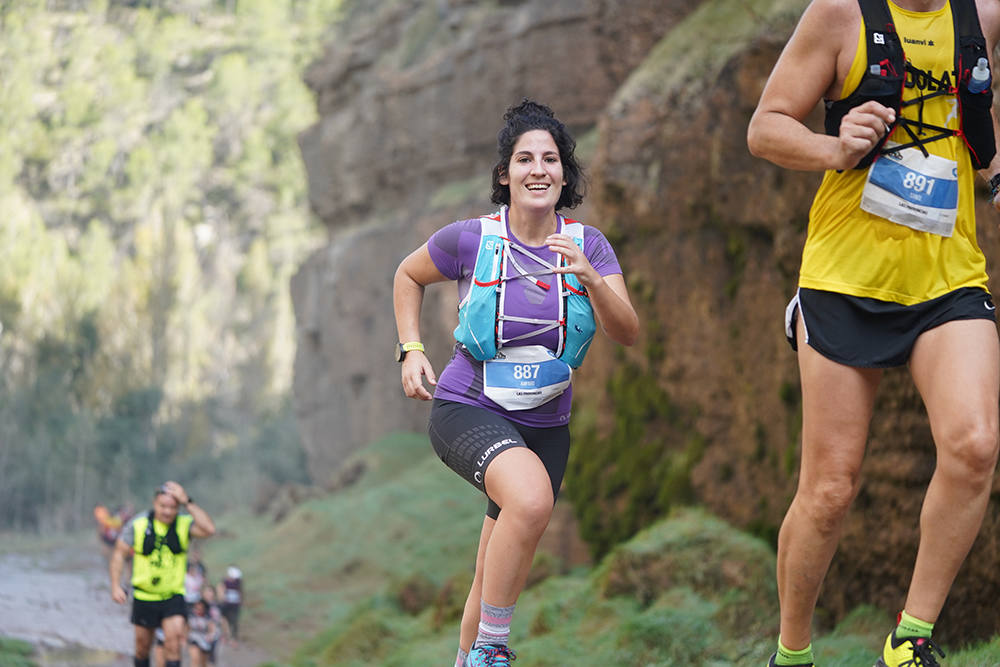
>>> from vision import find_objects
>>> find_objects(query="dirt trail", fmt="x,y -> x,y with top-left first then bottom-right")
0,546 -> 273,666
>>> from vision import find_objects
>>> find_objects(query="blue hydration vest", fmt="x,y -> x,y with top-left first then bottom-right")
453,207 -> 597,368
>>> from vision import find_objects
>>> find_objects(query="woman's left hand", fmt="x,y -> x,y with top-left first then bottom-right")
546,233 -> 600,288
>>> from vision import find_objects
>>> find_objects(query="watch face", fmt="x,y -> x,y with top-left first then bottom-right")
395,343 -> 404,362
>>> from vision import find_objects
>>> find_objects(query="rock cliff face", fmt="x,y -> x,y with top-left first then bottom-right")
291,0 -> 682,486
293,0 -> 1000,641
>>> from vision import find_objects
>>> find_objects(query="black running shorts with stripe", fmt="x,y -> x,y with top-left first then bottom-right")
785,286 -> 996,368
428,399 -> 569,519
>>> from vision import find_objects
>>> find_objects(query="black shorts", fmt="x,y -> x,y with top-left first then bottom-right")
131,594 -> 187,628
786,286 -> 996,368
428,399 -> 570,520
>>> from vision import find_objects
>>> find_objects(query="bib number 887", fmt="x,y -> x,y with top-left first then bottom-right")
903,171 -> 935,195
512,364 -> 540,380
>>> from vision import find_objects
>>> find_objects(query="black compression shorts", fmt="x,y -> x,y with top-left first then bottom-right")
428,399 -> 570,519
786,286 -> 996,368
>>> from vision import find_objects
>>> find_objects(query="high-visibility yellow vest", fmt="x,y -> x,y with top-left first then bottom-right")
130,513 -> 193,601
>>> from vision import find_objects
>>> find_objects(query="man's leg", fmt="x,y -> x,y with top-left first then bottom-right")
161,614 -> 187,665
906,318 -> 999,622
230,606 -> 240,640
777,316 -> 882,652
133,625 -> 154,664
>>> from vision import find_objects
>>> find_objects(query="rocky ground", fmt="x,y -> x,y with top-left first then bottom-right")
0,546 -> 273,667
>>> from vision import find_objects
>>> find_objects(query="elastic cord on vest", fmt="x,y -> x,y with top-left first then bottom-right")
824,0 -> 995,169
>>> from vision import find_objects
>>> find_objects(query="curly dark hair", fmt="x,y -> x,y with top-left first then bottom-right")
490,99 -> 585,211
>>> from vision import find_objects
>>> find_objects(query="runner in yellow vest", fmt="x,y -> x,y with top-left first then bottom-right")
109,481 -> 215,667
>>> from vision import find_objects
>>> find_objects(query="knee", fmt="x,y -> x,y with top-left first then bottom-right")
134,636 -> 152,659
502,490 -> 553,535
941,422 -> 999,482
163,628 -> 184,649
798,475 -> 857,535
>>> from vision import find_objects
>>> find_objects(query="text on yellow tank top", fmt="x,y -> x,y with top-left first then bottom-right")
801,0 -> 988,305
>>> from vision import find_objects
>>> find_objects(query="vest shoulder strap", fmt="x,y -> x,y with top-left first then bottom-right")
858,0 -> 903,69
952,0 -> 985,43
562,219 -> 584,243
480,214 -> 504,239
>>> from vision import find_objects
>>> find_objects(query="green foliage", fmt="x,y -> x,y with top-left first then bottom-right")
566,360 -> 705,559
195,432 -> 483,661
0,0 -> 332,531
618,592 -> 721,664
0,637 -> 37,667
245,443 -> 1000,667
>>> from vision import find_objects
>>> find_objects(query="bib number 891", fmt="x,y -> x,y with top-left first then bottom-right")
512,364 -> 540,380
903,171 -> 935,195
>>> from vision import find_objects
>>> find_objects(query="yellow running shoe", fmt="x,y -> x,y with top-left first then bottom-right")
875,630 -> 944,667
766,653 -> 814,667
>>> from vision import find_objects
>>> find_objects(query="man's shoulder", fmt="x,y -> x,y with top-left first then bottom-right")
802,0 -> 860,29
119,514 -> 142,545
800,0 -> 861,36
975,0 -> 1000,45
792,0 -> 863,76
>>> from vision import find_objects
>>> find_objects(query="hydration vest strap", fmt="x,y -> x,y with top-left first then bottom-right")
886,0 -> 995,167
141,511 -> 183,556
494,206 -> 568,356
499,322 -> 561,346
474,276 -> 502,287
506,247 -> 552,290
456,208 -> 592,365
952,0 -> 996,167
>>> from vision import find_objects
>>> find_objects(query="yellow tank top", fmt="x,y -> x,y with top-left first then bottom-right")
131,513 -> 193,601
801,0 -> 988,305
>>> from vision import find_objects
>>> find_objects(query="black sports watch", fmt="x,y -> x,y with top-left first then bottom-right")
395,341 -> 425,362
989,172 -> 1000,198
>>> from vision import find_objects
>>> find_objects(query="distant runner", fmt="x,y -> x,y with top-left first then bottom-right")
219,565 -> 243,644
109,481 -> 215,667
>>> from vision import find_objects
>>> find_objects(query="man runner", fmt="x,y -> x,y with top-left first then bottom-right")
110,481 -> 216,667
748,0 -> 1000,665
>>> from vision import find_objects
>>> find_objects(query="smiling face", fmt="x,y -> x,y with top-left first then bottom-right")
499,129 -> 566,216
152,490 -> 179,524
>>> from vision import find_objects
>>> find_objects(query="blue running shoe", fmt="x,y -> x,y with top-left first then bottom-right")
466,644 -> 516,666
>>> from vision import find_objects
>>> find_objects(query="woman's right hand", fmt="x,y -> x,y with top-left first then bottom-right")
401,351 -> 436,400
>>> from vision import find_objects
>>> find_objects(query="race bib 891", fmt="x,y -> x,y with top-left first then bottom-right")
861,143 -> 959,237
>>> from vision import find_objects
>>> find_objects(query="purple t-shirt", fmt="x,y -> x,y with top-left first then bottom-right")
427,214 -> 623,427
